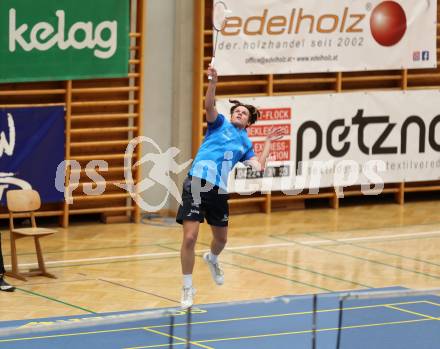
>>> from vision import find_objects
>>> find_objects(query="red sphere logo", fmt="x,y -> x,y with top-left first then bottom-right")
370,1 -> 407,46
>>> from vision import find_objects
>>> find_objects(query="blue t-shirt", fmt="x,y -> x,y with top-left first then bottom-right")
189,114 -> 255,191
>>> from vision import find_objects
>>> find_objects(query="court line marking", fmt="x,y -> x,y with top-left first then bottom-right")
98,278 -> 180,305
195,241 -> 372,288
424,301 -> 440,308
142,328 -> 213,349
0,300 -> 432,343
130,318 -> 437,348
307,232 -> 440,268
157,244 -> 331,292
194,319 -> 434,345
6,251 -> 181,268
386,305 -> 439,320
16,314 -> 432,349
204,256 -> 331,292
5,229 -> 440,262
124,344 -> 176,349
322,231 -> 440,244
272,230 -> 440,245
0,327 -> 146,343
274,221 -> 440,237
16,288 -> 95,314
12,278 -> 96,287
47,255 -> 181,270
145,301 -> 435,330
271,235 -> 440,280
2,242 -> 173,258
7,231 -> 440,269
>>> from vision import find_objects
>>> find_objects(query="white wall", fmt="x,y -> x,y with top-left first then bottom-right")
141,0 -> 194,213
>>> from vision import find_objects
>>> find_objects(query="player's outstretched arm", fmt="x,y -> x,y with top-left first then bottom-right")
205,65 -> 219,123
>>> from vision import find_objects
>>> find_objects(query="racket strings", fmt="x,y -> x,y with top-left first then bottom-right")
213,2 -> 227,31
210,1 -> 229,78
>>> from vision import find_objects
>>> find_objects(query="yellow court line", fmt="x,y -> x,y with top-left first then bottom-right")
124,306 -> 440,349
139,328 -> 214,349
146,300 -> 427,330
386,305 -> 439,320
195,318 -> 433,344
124,343 -> 184,349
0,327 -> 145,343
0,300 -> 429,343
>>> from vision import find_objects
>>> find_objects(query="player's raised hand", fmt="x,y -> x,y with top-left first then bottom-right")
207,64 -> 218,83
265,127 -> 284,142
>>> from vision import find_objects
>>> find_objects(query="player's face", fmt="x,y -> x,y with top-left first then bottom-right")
231,106 -> 250,129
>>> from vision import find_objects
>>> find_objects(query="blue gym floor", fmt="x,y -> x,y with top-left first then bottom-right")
0,287 -> 439,349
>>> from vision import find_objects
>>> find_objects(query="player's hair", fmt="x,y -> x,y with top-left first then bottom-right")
229,99 -> 260,126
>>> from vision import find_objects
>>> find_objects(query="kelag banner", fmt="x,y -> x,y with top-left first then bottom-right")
215,0 -> 437,75
0,107 -> 65,205
216,90 -> 440,194
0,0 -> 129,82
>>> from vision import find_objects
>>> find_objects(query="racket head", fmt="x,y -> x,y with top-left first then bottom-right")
212,1 -> 228,31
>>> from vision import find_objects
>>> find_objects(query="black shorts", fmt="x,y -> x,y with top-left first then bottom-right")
176,176 -> 229,227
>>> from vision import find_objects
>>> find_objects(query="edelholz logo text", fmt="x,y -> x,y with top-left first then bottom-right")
221,1 -> 409,47
9,9 -> 117,59
222,7 -> 365,36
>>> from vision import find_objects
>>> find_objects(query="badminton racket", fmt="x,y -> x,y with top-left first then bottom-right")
209,1 -> 229,80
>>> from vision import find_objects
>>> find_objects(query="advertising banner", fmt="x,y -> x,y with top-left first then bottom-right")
0,106 -> 65,204
0,0 -> 129,82
216,90 -> 440,194
215,0 -> 437,75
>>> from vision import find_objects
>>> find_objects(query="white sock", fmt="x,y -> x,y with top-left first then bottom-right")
209,252 -> 219,264
183,274 -> 193,288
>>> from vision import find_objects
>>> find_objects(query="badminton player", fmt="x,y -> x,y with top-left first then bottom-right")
176,65 -> 283,308
0,238 -> 15,292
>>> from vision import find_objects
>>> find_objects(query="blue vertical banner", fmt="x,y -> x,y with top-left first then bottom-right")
0,106 -> 65,205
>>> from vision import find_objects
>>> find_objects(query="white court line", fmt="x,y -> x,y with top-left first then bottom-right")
7,230 -> 440,269
229,230 -> 440,249
306,231 -> 440,244
6,251 -> 183,268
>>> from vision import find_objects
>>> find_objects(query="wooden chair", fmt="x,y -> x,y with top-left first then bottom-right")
6,189 -> 57,281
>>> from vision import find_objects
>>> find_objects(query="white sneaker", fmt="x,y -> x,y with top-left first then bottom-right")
181,286 -> 196,309
203,252 -> 224,285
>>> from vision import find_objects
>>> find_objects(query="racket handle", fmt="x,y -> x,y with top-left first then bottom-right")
208,57 -> 215,81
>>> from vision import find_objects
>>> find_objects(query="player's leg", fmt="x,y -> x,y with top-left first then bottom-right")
209,225 -> 227,257
176,176 -> 205,308
203,225 -> 227,285
180,220 -> 200,308
0,237 -> 15,292
181,220 -> 200,278
204,192 -> 229,285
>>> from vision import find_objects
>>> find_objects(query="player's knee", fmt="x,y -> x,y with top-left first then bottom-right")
183,233 -> 198,249
215,235 -> 227,246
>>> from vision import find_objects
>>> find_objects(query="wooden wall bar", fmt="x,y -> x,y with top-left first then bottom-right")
0,0 -> 145,226
193,0 -> 440,213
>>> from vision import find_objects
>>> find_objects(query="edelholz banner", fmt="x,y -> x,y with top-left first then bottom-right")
0,106 -> 65,205
0,0 -> 129,83
216,90 -> 440,194
215,0 -> 437,75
